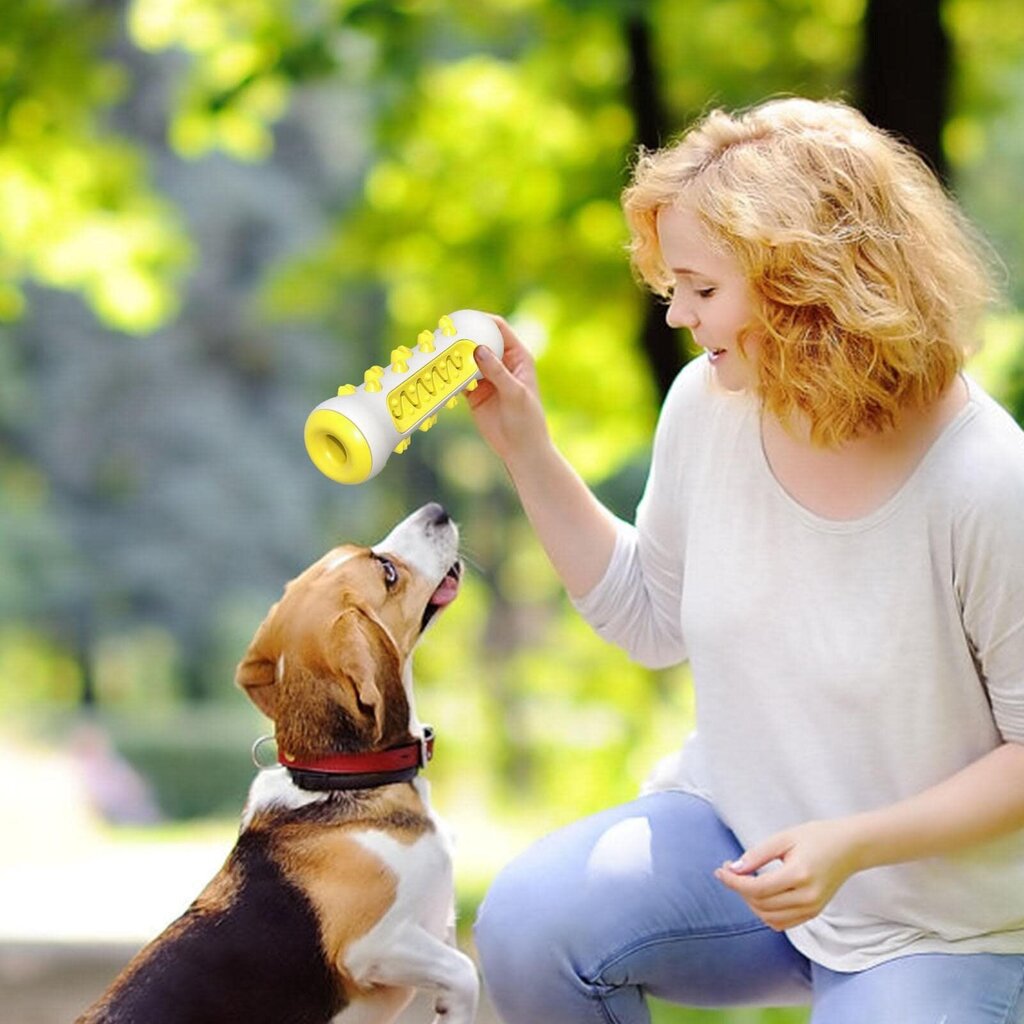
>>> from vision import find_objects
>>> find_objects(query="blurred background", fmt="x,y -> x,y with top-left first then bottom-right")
0,1 -> 1022,1021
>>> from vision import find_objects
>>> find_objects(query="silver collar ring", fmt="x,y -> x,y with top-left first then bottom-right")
251,734 -> 278,769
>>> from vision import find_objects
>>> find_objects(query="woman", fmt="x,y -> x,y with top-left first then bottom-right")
467,98 -> 1024,1023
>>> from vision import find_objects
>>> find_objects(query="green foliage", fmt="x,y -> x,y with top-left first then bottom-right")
968,312 -> 1024,422
0,0 -> 190,331
129,0 -> 308,159
0,453 -> 78,621
654,0 -> 863,116
650,1003 -> 808,1024
1,8 -> 1023,1018
0,624 -> 83,709
4,0 -> 1022,802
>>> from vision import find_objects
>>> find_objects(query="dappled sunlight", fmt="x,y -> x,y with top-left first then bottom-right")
1,3 -> 1023,1022
586,815 -> 654,879
968,313 -> 1024,405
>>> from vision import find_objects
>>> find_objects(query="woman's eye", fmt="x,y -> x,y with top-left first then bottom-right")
696,287 -> 716,299
379,558 -> 399,588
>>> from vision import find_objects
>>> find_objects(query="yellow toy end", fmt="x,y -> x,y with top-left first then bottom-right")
304,408 -> 375,484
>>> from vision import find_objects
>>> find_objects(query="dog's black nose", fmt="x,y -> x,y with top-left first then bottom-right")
425,502 -> 450,526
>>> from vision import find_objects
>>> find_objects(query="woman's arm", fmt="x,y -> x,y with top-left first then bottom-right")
717,741 -> 1024,931
469,314 -> 689,667
466,318 -> 619,599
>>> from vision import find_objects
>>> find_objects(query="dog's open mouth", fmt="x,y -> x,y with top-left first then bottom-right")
421,561 -> 462,630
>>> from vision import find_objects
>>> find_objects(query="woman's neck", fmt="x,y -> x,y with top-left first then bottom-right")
760,377 -> 969,521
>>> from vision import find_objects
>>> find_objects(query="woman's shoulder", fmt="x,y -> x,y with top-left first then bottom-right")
662,354 -> 711,408
661,355 -> 752,425
944,378 -> 1024,518
649,356 -> 758,484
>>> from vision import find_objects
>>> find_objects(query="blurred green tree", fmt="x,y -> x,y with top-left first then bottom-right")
2,4 -> 1022,1021
1,0 -> 1022,828
0,0 -> 190,332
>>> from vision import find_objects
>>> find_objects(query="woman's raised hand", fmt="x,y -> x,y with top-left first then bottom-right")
466,316 -> 550,467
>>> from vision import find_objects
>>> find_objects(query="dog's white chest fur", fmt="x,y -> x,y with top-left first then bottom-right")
241,774 -> 456,934
241,767 -> 329,828
349,824 -> 455,958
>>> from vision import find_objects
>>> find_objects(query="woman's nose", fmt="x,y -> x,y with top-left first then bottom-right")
666,294 -> 699,330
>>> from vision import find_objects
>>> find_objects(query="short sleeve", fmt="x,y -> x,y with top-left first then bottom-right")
955,410 -> 1024,744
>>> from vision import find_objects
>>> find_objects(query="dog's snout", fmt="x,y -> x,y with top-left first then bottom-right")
425,503 -> 451,527
375,504 -> 459,582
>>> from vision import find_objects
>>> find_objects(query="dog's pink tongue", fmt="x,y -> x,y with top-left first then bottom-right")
430,574 -> 460,607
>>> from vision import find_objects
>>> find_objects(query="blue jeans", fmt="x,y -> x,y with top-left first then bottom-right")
474,792 -> 1024,1024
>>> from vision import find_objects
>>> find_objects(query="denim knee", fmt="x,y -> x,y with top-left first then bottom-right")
474,859 -> 542,993
474,853 -> 585,1020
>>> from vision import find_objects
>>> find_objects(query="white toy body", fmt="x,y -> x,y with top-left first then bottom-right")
305,309 -> 504,484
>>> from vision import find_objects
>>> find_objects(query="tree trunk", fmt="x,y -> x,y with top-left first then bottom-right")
858,0 -> 950,180
623,11 -> 688,402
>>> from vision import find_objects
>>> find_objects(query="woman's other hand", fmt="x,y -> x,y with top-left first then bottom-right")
714,818 -> 865,931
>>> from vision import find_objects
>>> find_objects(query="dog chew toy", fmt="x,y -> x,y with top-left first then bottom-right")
304,309 -> 504,484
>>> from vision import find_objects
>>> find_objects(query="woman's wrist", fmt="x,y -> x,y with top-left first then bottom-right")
840,812 -> 879,874
502,429 -> 559,484
499,432 -> 618,599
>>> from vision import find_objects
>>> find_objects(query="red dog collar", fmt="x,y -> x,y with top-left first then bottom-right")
278,727 -> 434,774
251,727 -> 435,792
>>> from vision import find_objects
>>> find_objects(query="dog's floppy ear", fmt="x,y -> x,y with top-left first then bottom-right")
235,609 -> 280,719
330,608 -> 402,744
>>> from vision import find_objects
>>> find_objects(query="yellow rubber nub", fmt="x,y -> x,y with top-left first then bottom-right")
390,346 -> 412,373
304,408 -> 374,484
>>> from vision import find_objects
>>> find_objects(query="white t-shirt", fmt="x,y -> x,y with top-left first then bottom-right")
575,356 -> 1024,972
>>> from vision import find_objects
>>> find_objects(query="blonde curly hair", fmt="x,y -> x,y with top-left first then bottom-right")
622,97 -> 999,445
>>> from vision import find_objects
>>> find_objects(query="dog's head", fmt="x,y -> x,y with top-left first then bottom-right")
235,503 -> 461,758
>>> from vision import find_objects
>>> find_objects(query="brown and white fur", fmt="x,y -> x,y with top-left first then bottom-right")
77,503 -> 478,1024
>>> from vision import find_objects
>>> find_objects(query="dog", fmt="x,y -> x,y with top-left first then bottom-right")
77,502 -> 478,1024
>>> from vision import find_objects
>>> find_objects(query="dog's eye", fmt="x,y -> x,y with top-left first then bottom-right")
376,556 -> 399,589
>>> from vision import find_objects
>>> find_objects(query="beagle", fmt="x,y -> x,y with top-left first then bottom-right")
77,503 -> 478,1024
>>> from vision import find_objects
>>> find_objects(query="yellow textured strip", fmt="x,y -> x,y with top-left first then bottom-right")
386,339 -> 477,432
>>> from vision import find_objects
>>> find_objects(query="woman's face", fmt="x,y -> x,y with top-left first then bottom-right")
657,205 -> 760,392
